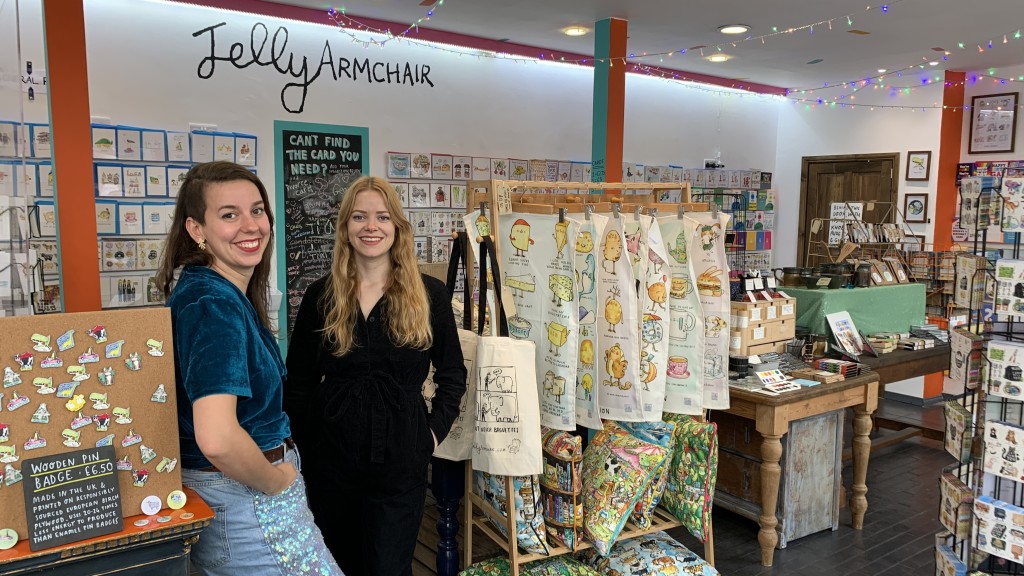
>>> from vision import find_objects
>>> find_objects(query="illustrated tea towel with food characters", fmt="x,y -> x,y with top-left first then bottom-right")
499,213 -> 579,431
573,213 -> 607,430
636,214 -> 669,421
686,212 -> 731,410
657,215 -> 705,414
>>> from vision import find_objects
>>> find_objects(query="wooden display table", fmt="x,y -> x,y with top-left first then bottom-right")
0,487 -> 213,575
719,372 -> 879,566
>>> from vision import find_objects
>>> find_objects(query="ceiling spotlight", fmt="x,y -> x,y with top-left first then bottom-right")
561,26 -> 590,37
718,24 -> 750,35
707,54 -> 732,63
929,61 -> 939,66
878,68 -> 887,73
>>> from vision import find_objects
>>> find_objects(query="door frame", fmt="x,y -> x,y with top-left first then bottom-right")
797,152 -> 900,265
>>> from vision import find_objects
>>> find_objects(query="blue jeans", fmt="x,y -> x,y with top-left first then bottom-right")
183,444 -> 343,576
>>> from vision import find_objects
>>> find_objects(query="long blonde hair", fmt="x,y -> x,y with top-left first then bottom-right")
321,176 -> 431,355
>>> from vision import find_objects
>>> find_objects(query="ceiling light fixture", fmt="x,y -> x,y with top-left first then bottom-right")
707,54 -> 732,63
561,26 -> 590,37
718,24 -> 749,35
878,68 -> 887,73
929,61 -> 939,66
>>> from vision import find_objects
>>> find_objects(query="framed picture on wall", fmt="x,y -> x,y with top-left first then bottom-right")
906,151 -> 931,181
904,194 -> 929,223
969,92 -> 1018,154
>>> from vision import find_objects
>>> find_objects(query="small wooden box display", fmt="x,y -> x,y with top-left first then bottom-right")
711,409 -> 844,548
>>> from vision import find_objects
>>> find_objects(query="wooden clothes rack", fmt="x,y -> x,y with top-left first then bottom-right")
459,179 -> 715,575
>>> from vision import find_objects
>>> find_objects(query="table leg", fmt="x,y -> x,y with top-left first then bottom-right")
850,406 -> 873,529
758,434 -> 783,566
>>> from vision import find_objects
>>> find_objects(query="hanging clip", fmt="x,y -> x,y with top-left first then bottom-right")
711,202 -> 719,219
678,204 -> 686,219
584,204 -> 593,221
612,203 -> 621,219
649,207 -> 658,218
558,208 -> 566,223
634,205 -> 643,220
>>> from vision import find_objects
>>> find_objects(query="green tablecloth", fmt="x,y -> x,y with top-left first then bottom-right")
783,283 -> 927,337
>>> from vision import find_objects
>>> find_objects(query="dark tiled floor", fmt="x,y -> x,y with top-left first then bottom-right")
416,425 -> 952,575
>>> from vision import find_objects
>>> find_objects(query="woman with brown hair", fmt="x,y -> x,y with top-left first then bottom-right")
285,176 -> 466,576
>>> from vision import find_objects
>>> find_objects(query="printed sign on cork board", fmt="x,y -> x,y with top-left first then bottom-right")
0,308 -> 179,543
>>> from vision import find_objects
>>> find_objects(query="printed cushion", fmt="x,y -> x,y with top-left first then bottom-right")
459,555 -> 601,576
619,421 -> 676,530
576,530 -> 718,576
581,420 -> 671,556
473,471 -> 549,555
661,413 -> 718,542
540,428 -> 585,551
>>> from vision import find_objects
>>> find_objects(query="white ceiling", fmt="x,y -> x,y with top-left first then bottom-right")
264,0 -> 1024,94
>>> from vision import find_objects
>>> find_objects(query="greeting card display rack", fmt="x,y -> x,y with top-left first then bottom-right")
454,179 -> 714,576
803,200 -> 916,271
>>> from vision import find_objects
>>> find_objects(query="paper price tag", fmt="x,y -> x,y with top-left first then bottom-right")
494,182 -> 513,215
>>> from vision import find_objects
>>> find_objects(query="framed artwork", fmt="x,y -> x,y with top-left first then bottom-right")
905,150 -> 931,181
969,92 -> 1018,154
903,233 -> 926,252
903,193 -> 929,223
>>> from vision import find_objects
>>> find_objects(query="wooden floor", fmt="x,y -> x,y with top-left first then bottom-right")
414,407 -> 950,576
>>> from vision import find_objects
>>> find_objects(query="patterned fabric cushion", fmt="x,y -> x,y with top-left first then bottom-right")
581,421 -> 671,556
618,421 -> 676,530
660,413 -> 718,542
540,428 -> 585,551
576,530 -> 718,576
473,471 -> 549,555
459,556 -> 601,576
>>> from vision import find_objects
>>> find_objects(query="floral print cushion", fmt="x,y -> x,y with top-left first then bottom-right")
459,555 -> 601,576
473,471 -> 549,555
540,428 -> 585,550
581,421 -> 671,556
576,530 -> 718,576
660,413 -> 718,542
617,421 -> 676,530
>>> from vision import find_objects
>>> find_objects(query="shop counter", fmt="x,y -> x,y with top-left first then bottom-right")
784,283 -> 926,336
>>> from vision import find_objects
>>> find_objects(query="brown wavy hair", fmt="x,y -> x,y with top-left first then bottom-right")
321,176 -> 430,355
155,161 -> 275,331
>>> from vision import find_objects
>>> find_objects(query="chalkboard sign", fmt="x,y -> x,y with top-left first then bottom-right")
275,122 -> 368,339
22,446 -> 123,551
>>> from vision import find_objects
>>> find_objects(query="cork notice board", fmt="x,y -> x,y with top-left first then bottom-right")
0,308 -> 180,543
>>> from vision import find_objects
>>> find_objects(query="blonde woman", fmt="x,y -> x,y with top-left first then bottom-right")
285,176 -> 466,576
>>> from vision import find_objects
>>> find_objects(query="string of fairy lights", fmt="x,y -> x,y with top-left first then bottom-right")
324,3 -> 1024,111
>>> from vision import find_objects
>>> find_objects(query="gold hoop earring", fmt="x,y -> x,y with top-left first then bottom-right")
197,239 -> 206,251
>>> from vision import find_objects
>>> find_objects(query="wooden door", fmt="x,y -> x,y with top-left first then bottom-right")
798,153 -> 899,266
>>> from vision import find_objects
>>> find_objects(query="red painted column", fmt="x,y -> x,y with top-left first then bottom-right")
42,0 -> 101,311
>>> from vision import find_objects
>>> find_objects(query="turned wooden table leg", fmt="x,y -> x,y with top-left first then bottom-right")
850,406 -> 873,529
758,434 -> 784,566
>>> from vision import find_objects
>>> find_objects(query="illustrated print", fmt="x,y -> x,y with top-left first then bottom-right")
703,355 -> 724,379
697,266 -> 724,297
508,219 -> 534,256
625,228 -> 642,267
577,373 -> 594,401
647,280 -> 667,311
648,246 -> 666,274
477,392 -> 519,423
670,275 -> 693,299
639,352 -> 658,390
604,287 -> 623,333
602,230 -> 623,274
542,371 -> 567,402
575,231 -> 594,253
575,254 -> 596,296
699,223 -> 721,251
553,220 -> 570,258
669,231 -> 689,263
474,212 -> 491,238
504,272 -> 536,298
675,311 -> 697,341
704,316 -> 727,338
479,367 -> 516,393
642,314 -> 664,352
579,339 -> 595,370
603,344 -> 630,390
546,322 -> 570,356
549,274 -> 574,307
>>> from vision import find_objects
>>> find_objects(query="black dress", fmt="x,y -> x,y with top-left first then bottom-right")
285,274 -> 467,576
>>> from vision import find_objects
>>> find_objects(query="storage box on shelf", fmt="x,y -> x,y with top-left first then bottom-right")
729,296 -> 796,357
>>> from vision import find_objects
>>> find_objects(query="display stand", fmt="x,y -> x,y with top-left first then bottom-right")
803,200 -> 916,270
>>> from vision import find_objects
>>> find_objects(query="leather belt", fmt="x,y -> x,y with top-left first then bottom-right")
199,437 -> 294,472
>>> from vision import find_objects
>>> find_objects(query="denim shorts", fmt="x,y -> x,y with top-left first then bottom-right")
182,444 -> 343,575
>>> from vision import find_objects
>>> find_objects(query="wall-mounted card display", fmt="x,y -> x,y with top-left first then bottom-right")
995,259 -> 1024,319
413,237 -> 429,263
91,125 -> 117,159
166,131 -> 190,163
570,162 -> 587,182
489,158 -> 508,179
38,162 -> 53,197
20,164 -> 38,197
528,159 -> 547,181
166,166 -> 190,197
122,166 -> 145,198
235,133 -> 256,166
213,133 -> 235,162
145,166 -> 167,197
105,275 -> 144,308
409,182 -> 429,208
0,122 -> 17,156
431,236 -> 451,264
431,154 -> 452,180
28,124 -> 51,158
393,182 -> 409,207
939,467 -> 972,539
142,203 -> 170,235
140,129 -> 166,162
95,163 -> 124,197
471,157 -> 490,180
451,183 -> 467,209
96,200 -> 118,235
387,152 -> 411,179
409,152 -> 431,179
135,240 -> 163,270
987,340 -> 1024,399
190,131 -> 214,163
30,239 -> 58,275
555,160 -> 571,182
0,196 -> 29,243
430,211 -> 451,236
974,495 -> 1024,563
0,162 -> 14,196
430,184 -> 450,208
982,420 -> 1024,482
409,212 -> 430,236
101,239 -> 138,271
949,328 -> 984,390
506,159 -> 527,181
117,204 -> 144,235
32,201 -> 56,238
449,156 -> 470,180
944,400 -> 972,464
116,126 -> 142,161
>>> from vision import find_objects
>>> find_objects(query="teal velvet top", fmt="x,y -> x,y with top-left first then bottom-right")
168,265 -> 290,469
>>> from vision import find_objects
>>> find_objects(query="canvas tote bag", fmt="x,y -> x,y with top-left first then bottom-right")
433,232 -> 479,461
471,236 -> 544,476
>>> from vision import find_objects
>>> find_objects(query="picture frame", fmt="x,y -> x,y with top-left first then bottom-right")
969,92 -> 1018,154
905,150 -> 931,181
903,193 -> 929,223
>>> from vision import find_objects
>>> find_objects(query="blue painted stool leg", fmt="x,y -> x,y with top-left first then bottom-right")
431,457 -> 465,576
